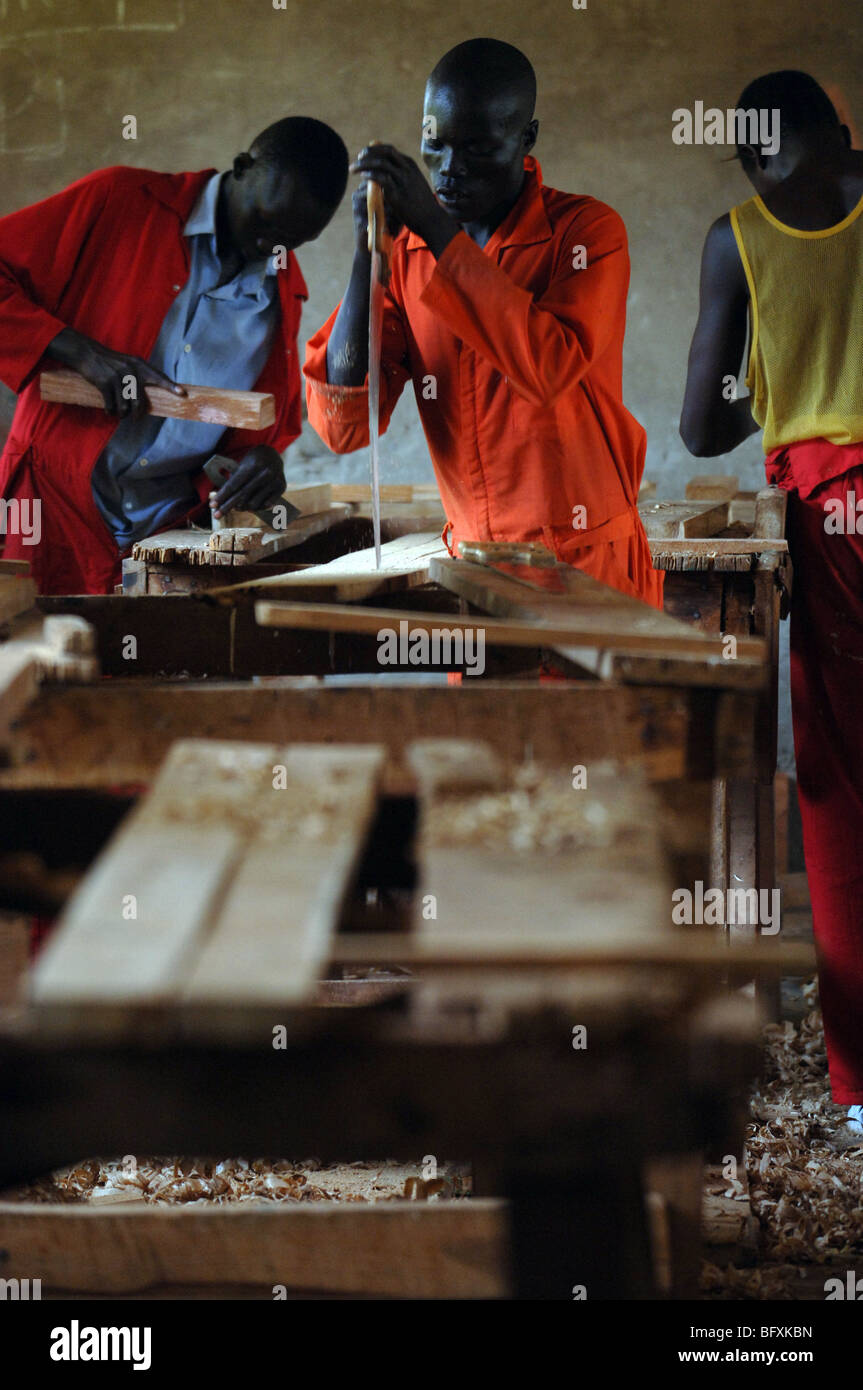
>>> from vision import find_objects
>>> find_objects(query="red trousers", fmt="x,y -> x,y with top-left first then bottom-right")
768,443 -> 863,1103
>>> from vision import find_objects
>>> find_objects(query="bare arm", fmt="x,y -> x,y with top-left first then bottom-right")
680,214 -> 760,457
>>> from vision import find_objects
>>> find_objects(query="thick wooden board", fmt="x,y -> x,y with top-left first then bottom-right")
29,740 -> 385,1025
0,1199 -> 507,1298
330,483 -> 441,504
685,475 -> 740,502
40,369 -> 275,430
130,504 -> 352,567
426,557 -> 767,687
221,482 -> 333,528
639,499 -> 729,539
229,531 -> 447,598
0,613 -> 98,737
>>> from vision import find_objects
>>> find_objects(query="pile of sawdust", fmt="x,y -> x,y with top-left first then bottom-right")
5,1157 -> 468,1207
702,981 -> 863,1299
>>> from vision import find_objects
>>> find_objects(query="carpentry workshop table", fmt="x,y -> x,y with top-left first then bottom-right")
0,736 -> 810,1299
0,481 -> 799,1298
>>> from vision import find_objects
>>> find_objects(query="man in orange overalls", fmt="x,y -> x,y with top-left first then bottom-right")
304,38 -> 662,609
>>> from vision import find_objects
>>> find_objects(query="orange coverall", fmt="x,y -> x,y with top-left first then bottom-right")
304,156 -> 663,609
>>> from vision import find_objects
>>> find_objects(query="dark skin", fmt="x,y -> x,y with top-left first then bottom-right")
325,80 -> 538,386
681,124 -> 863,457
48,152 -> 335,515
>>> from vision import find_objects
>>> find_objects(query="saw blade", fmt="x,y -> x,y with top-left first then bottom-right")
367,210 -> 384,569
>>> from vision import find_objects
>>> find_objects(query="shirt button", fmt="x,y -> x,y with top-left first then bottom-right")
140,458 -> 148,467
172,284 -> 181,292
183,344 -> 192,353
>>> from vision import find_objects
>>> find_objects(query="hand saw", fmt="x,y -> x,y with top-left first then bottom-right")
366,174 -> 392,569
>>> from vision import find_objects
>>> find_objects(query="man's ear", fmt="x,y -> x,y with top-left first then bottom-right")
523,119 -> 539,152
232,151 -> 255,180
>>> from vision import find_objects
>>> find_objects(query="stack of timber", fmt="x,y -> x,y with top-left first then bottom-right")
0,561 -> 98,743
641,476 -> 789,574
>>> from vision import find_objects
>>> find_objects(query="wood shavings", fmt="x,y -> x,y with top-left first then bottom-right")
423,760 -> 657,858
703,983 -> 863,1299
4,1158 -> 471,1207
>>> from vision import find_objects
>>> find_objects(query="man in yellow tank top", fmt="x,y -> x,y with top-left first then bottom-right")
681,70 -> 863,1128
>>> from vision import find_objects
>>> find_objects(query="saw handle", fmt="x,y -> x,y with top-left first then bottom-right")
366,179 -> 392,256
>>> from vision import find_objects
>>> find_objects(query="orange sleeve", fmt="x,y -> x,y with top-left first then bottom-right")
303,291 -> 412,454
419,201 -> 631,409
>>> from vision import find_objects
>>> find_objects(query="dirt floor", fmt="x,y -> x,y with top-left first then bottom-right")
702,979 -> 863,1299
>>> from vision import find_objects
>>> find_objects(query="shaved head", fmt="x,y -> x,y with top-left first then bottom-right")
421,39 -> 538,233
427,38 -> 536,127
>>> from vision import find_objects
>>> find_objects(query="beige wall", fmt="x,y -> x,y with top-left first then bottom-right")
0,0 -> 859,493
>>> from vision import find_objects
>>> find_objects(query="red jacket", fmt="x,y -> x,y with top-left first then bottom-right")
0,165 -> 308,593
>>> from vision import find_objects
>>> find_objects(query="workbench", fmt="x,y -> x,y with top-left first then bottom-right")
0,477 -> 799,1298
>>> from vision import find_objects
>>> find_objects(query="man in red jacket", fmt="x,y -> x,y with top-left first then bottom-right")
0,117 -> 348,593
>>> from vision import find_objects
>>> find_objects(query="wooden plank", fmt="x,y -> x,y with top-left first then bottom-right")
0,680 -> 758,789
639,500 -> 729,540
40,369 -> 275,430
255,596 -> 766,666
0,643 -> 40,737
685,475 -> 740,502
29,739 -> 385,1027
183,742 -> 385,1011
408,742 -> 671,969
226,531 -> 447,597
0,1199 -> 508,1298
329,932 -> 815,974
130,505 -> 352,567
0,573 -> 37,625
331,483 -> 441,503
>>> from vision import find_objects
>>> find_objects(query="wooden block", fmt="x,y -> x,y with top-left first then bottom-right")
639,499 -> 729,540
40,370 -> 275,430
0,643 -> 41,736
753,486 -> 787,540
0,1200 -> 508,1298
226,482 -> 333,527
0,573 -> 37,625
685,475 -> 740,502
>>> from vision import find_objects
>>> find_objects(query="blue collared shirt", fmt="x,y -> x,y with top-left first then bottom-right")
91,172 -> 280,548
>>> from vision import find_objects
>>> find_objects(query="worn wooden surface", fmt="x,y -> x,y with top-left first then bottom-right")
29,740 -> 385,1028
0,680 -> 761,788
220,531 -> 448,600
130,505 -> 352,567
0,1199 -> 508,1298
40,369 -> 275,429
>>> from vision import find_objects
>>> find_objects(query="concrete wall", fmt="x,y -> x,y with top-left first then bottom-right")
0,0 -> 859,495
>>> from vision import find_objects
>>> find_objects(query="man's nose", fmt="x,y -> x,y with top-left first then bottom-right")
438,147 -> 466,178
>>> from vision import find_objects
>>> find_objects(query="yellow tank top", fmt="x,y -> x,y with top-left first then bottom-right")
731,192 -> 863,452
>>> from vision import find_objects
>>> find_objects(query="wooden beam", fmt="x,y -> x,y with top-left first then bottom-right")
40,369 -> 275,430
0,1200 -> 508,1298
0,681 -> 759,788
